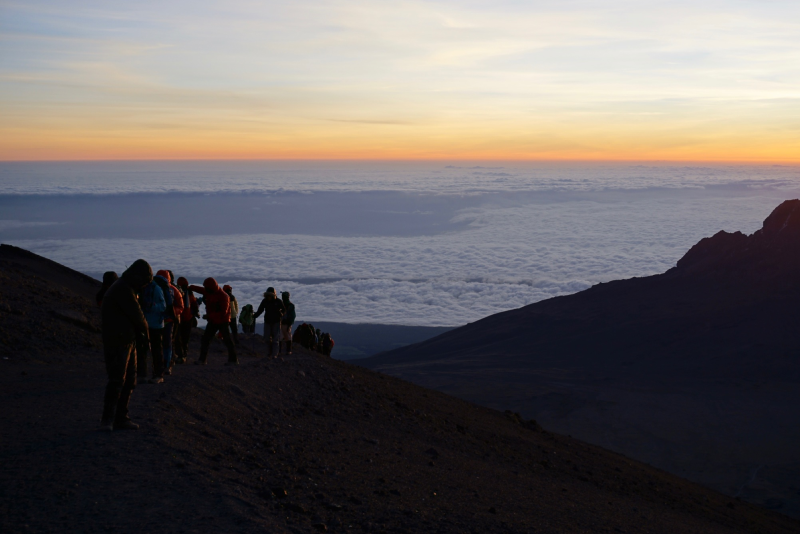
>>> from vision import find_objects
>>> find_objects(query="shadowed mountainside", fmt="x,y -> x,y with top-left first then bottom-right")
357,200 -> 800,518
2,244 -> 799,533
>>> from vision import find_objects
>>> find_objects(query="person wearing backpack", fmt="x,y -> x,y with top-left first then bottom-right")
280,291 -> 296,355
321,332 -> 335,357
174,276 -> 198,364
160,271 -> 184,375
139,275 -> 167,384
254,287 -> 285,358
223,285 -> 240,347
99,259 -> 152,431
96,271 -> 118,307
239,304 -> 255,334
189,277 -> 238,365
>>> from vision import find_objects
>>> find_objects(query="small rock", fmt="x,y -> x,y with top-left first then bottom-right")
272,488 -> 288,499
488,507 -> 497,514
312,524 -> 327,532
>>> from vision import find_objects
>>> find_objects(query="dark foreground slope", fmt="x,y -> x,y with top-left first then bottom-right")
1,245 -> 798,533
358,200 -> 800,518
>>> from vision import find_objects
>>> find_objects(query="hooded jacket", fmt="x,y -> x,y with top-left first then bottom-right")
223,286 -> 239,321
101,259 -> 151,346
255,294 -> 285,324
141,281 -> 166,329
189,277 -> 230,325
153,272 -> 174,319
96,271 -> 118,307
177,277 -> 199,322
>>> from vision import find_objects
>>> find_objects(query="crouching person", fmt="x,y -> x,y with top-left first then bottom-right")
99,259 -> 152,431
189,277 -> 238,365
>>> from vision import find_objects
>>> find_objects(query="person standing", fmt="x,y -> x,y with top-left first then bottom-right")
254,287 -> 285,358
223,285 -> 240,347
99,259 -> 152,431
239,304 -> 255,334
174,277 -> 198,364
96,271 -> 118,307
140,275 -> 167,383
280,291 -> 296,355
189,277 -> 238,365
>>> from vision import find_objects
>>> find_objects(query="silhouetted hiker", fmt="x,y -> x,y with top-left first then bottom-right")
162,271 -> 184,375
223,285 -> 240,347
99,259 -> 152,431
315,328 -> 322,353
239,303 -> 255,334
189,277 -> 238,365
153,270 -> 177,378
96,271 -> 118,307
254,287 -> 285,358
280,291 -> 296,355
321,332 -> 335,357
173,277 -> 197,364
140,275 -> 167,384
291,322 -> 314,349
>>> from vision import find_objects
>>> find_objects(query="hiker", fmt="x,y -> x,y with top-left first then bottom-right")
160,271 -> 184,375
321,332 -> 335,357
153,270 -> 177,378
99,259 -> 152,431
223,285 -> 240,347
189,277 -> 238,365
239,304 -> 255,334
254,287 -> 285,357
280,291 -> 296,355
140,274 -> 167,384
96,271 -> 118,307
292,323 -> 314,350
174,277 -> 198,364
315,328 -> 322,353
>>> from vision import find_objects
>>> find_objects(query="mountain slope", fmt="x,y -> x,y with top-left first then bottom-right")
2,246 -> 799,532
357,200 -> 800,518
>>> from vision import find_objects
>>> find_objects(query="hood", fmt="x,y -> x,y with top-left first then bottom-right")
156,269 -> 171,283
122,259 -> 153,289
177,276 -> 188,287
203,277 -> 220,292
102,271 -> 119,286
223,284 -> 232,293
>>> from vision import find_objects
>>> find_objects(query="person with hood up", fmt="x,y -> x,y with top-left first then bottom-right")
140,272 -> 167,383
174,276 -> 198,364
153,270 -> 176,376
96,271 -> 118,307
280,291 -> 296,355
157,270 -> 184,375
99,259 -> 152,431
223,285 -> 240,347
189,277 -> 238,365
254,287 -> 285,358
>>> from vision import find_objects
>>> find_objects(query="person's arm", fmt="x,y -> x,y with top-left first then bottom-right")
253,299 -> 266,318
153,285 -> 167,314
119,288 -> 149,336
188,284 -> 206,295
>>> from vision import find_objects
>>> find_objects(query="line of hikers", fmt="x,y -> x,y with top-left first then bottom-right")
95,259 -> 332,432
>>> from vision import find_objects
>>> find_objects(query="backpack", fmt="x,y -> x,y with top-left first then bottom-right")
141,282 -> 158,312
239,304 -> 254,325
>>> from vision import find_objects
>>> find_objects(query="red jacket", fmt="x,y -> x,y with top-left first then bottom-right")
177,277 -> 198,322
170,283 -> 184,321
189,277 -> 230,325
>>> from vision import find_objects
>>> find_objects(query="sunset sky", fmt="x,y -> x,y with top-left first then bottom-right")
1,0 -> 799,161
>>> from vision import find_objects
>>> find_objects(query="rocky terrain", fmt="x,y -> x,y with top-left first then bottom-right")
357,200 -> 800,519
1,244 -> 798,533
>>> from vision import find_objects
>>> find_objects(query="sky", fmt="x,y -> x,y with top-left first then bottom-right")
1,1 -> 799,161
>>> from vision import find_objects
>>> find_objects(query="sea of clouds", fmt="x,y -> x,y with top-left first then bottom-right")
2,162 -> 799,326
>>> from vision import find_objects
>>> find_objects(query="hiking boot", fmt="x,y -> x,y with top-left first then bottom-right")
175,358 -> 186,364
113,419 -> 139,430
165,368 -> 172,375
150,377 -> 164,384
225,360 -> 240,366
194,360 -> 207,365
99,419 -> 114,432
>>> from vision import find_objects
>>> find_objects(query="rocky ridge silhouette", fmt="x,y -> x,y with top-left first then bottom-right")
359,200 -> 800,519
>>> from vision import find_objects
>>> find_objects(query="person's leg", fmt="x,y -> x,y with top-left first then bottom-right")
198,323 -> 218,363
281,324 -> 293,354
172,322 -> 183,362
269,322 -> 281,357
217,323 -> 238,363
149,328 -> 164,378
162,322 -> 174,373
100,342 -> 134,428
115,346 -> 138,427
229,319 -> 240,346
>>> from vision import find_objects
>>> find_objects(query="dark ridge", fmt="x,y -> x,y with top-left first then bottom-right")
357,199 -> 800,518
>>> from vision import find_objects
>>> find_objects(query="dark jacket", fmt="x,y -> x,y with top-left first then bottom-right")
282,300 -> 296,326
189,278 -> 230,325
101,259 -> 151,346
255,296 -> 285,324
